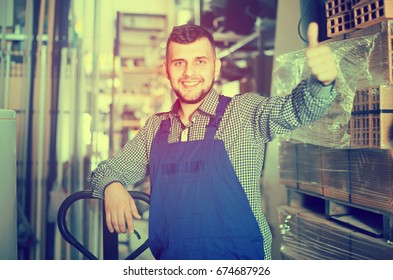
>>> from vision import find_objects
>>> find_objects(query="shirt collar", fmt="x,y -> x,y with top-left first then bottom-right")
170,88 -> 220,118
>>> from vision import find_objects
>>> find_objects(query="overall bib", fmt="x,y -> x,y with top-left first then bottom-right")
149,96 -> 264,260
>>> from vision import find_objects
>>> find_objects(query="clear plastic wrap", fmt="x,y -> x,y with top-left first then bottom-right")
277,20 -> 393,260
279,205 -> 393,260
279,140 -> 393,212
272,21 -> 393,147
349,148 -> 393,212
278,139 -> 393,259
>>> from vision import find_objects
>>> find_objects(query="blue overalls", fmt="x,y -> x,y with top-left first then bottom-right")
148,95 -> 264,260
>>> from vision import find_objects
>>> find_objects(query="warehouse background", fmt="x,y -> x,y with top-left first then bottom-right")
0,0 -> 392,260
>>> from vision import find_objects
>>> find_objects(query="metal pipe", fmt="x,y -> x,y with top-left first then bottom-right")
33,0 -> 47,260
44,0 -> 58,260
0,0 -> 8,108
35,44 -> 47,260
3,42 -> 11,108
217,31 -> 259,59
20,0 -> 33,211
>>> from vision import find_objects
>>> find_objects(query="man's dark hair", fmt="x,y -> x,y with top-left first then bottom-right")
166,24 -> 216,57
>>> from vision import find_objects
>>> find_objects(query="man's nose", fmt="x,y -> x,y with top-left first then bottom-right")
183,64 -> 195,76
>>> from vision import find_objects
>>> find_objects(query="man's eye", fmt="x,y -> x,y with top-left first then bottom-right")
174,61 -> 184,66
196,60 -> 207,64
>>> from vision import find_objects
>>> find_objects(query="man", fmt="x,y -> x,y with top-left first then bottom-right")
91,22 -> 337,259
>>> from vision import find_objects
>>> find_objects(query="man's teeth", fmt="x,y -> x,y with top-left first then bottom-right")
183,81 -> 199,86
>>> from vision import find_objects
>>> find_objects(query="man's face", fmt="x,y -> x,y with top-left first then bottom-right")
165,37 -> 221,104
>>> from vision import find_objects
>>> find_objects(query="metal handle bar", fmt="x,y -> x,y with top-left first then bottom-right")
57,190 -> 150,260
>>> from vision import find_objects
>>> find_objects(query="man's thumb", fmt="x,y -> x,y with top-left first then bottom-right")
307,22 -> 319,48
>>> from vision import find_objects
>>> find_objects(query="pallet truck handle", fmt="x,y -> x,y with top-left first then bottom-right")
57,190 -> 150,260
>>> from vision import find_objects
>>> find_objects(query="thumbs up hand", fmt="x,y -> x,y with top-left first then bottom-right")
305,22 -> 338,86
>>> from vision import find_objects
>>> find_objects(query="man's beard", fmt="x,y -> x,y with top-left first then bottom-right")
172,88 -> 208,104
172,82 -> 214,104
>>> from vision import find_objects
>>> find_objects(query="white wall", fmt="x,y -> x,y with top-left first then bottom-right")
273,0 -> 305,57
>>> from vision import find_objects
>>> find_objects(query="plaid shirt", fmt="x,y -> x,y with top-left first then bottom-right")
91,76 -> 336,259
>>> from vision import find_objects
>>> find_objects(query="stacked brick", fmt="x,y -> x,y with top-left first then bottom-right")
326,0 -> 393,37
348,86 -> 393,148
325,0 -> 359,37
353,0 -> 393,28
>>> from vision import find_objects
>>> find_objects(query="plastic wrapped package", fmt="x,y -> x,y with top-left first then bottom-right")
320,146 -> 351,201
278,143 -> 393,259
279,205 -> 356,260
278,140 -> 298,188
279,141 -> 351,199
296,143 -> 323,194
278,205 -> 393,260
349,148 -> 393,213
272,20 -> 393,147
279,140 -> 393,213
279,142 -> 352,200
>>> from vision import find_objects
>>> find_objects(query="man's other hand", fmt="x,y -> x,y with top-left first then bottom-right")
305,22 -> 338,86
104,182 -> 141,234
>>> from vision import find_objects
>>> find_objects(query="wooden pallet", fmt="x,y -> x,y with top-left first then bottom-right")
324,187 -> 350,202
351,194 -> 393,214
287,188 -> 393,241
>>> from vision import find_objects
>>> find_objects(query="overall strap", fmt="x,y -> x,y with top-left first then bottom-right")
205,95 -> 232,140
155,118 -> 171,144
155,95 -> 232,143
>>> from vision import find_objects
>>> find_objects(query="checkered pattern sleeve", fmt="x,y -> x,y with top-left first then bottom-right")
256,75 -> 336,142
91,115 -> 159,199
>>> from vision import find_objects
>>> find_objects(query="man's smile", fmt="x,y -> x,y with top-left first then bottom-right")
181,80 -> 201,88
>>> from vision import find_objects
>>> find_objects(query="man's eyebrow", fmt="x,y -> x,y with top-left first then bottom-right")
170,56 -> 209,63
170,58 -> 186,63
194,56 -> 209,60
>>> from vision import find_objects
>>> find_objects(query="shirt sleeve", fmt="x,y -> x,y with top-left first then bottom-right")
256,75 -> 336,141
90,116 -> 155,199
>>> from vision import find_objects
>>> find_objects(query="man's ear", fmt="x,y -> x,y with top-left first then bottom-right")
163,62 -> 169,79
214,58 -> 221,79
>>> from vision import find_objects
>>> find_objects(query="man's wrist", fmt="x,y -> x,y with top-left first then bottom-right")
104,181 -> 123,196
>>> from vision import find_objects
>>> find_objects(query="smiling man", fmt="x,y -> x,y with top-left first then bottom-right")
164,27 -> 221,125
90,23 -> 337,260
